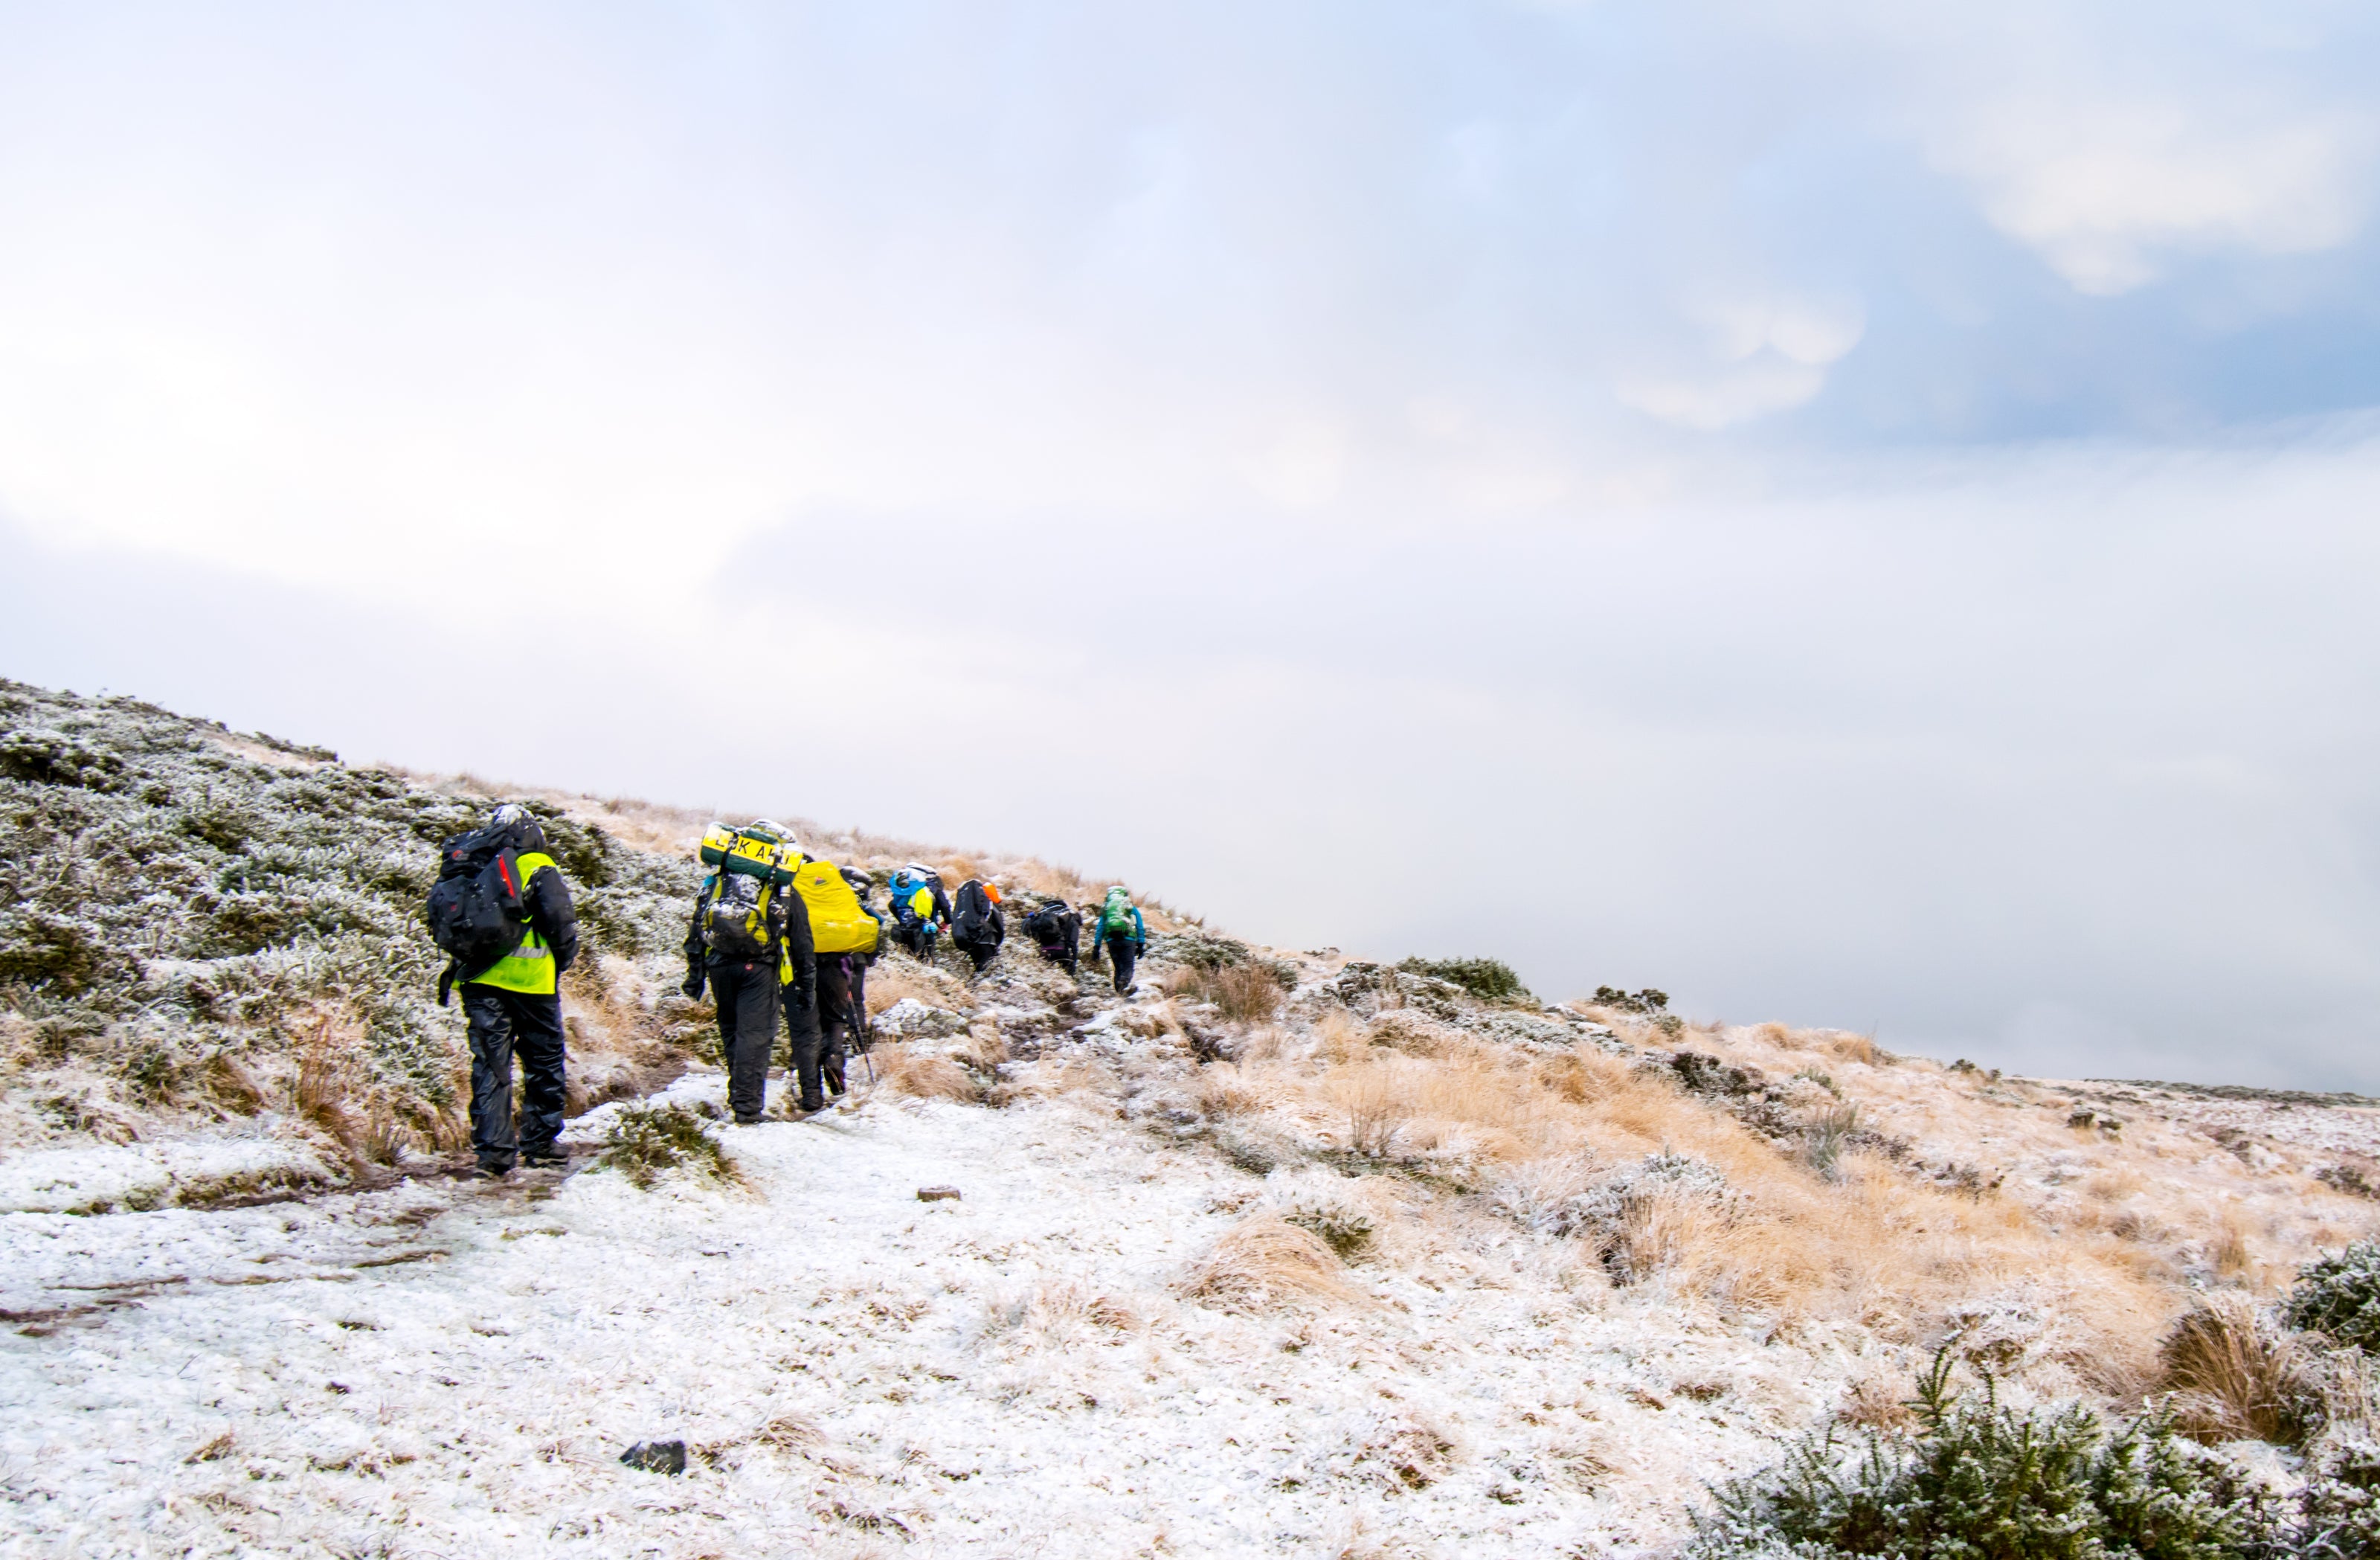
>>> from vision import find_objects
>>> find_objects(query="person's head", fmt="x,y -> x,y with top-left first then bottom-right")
491,801 -> 548,853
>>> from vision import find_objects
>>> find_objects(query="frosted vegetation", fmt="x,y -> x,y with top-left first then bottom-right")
8,678 -> 2380,1555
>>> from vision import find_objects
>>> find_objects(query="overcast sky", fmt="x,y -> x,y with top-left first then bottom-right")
4,1 -> 2379,1086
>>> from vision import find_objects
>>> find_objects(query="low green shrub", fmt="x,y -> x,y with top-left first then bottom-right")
1691,1354 -> 2274,1559
599,1103 -> 739,1190
2287,1241 -> 2380,1351
1398,957 -> 1530,1004
1592,984 -> 1669,1014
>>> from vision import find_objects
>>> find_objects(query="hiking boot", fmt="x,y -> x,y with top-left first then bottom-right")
799,1097 -> 826,1115
475,1161 -> 514,1181
520,1144 -> 566,1167
733,1114 -> 764,1127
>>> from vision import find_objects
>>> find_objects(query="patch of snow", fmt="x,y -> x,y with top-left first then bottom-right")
874,998 -> 967,1039
0,1136 -> 337,1214
0,1085 -> 1844,1556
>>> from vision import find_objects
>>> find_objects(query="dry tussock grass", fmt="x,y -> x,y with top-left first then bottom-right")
1315,1009 -> 1371,1064
1197,1068 -> 1265,1118
1836,1373 -> 1915,1431
986,1281 -> 1141,1352
1164,963 -> 1286,1024
2211,1208 -> 2257,1279
2156,1292 -> 2320,1445
1179,1216 -> 1357,1312
880,1050 -> 982,1104
865,957 -> 968,1017
951,1024 -> 1010,1075
1204,1020 -> 2195,1382
285,1007 -> 448,1164
1824,1031 -> 1883,1066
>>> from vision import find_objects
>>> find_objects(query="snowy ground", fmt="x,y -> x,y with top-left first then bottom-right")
0,1059 -> 1885,1559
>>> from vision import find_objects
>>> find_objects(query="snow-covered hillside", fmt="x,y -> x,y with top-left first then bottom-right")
10,679 -> 2380,1557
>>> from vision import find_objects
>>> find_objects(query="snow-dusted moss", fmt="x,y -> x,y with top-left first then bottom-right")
0,680 -> 695,1144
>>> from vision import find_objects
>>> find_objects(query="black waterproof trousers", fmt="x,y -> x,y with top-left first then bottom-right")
708,957 -> 779,1123
782,978 -> 838,1111
1106,934 -> 1139,995
813,957 -> 860,1097
462,984 -> 567,1172
892,915 -> 936,962
955,933 -> 1000,975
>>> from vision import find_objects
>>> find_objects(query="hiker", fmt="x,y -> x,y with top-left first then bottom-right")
681,821 -> 812,1126
887,864 -> 952,962
1021,896 -> 1081,978
426,803 -> 579,1179
1087,885 -> 1146,996
951,878 -> 1006,975
786,859 -> 880,1113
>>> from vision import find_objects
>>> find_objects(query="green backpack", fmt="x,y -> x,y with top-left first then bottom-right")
1101,887 -> 1138,934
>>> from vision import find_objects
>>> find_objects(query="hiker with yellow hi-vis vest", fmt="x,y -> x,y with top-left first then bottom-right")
682,822 -> 814,1125
423,803 -> 579,1180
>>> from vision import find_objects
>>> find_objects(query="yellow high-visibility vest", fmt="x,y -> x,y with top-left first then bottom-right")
466,851 -> 561,995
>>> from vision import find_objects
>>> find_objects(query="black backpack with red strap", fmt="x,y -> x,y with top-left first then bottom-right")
424,812 -> 543,996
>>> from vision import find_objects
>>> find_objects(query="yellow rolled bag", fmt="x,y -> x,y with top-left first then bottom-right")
792,858 -> 880,955
699,821 -> 797,885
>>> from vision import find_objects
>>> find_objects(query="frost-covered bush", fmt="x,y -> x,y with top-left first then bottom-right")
1398,956 -> 1530,1004
1160,928 -> 1255,973
1691,1355 -> 2274,1559
2287,1241 -> 2380,1351
597,1102 -> 739,1190
1592,985 -> 1670,1014
1264,1169 -> 1376,1258
2300,1439 -> 2380,1557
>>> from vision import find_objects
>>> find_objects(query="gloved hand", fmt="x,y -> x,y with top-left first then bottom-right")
681,971 -> 705,1001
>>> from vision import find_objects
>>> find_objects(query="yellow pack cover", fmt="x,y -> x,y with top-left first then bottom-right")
792,858 -> 878,954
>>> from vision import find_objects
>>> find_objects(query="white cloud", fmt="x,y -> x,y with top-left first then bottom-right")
1939,100 -> 2372,294
1615,359 -> 1830,430
1612,292 -> 1866,429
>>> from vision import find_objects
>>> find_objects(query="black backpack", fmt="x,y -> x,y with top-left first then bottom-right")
953,879 -> 995,937
1023,902 -> 1074,946
425,821 -> 533,991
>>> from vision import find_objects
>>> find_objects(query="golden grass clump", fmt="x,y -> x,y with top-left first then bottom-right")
1179,1216 -> 1356,1312
2155,1292 -> 2320,1446
289,1010 -> 418,1166
1824,1032 -> 1882,1067
1197,1068 -> 1265,1118
866,957 -> 967,1016
1315,1009 -> 1371,1063
1836,1373 -> 1915,1431
951,1024 -> 1010,1075
881,1050 -> 984,1103
1164,962 -> 1287,1024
